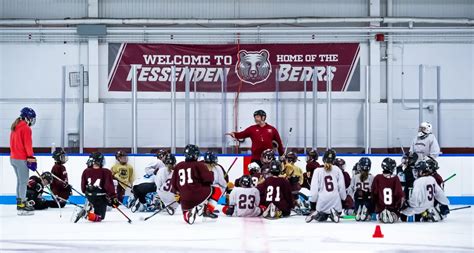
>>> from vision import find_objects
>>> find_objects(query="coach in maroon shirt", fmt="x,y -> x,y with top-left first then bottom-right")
226,110 -> 284,164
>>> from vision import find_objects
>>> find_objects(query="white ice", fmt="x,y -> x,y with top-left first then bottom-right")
1,205 -> 473,253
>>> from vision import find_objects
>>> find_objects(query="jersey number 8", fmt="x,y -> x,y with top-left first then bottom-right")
383,188 -> 392,205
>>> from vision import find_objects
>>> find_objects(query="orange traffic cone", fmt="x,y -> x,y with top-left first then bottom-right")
372,225 -> 384,238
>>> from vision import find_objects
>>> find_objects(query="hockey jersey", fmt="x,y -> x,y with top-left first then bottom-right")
409,134 -> 441,161
348,173 -> 374,200
310,167 -> 347,213
402,176 -> 449,216
229,187 -> 261,217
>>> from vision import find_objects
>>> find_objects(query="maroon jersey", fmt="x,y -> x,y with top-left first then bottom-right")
306,161 -> 321,175
81,167 -> 116,198
171,160 -> 214,210
302,161 -> 321,189
51,164 -> 71,199
342,171 -> 351,189
371,174 -> 404,214
257,176 -> 294,214
234,124 -> 284,161
432,173 -> 444,189
235,172 -> 263,187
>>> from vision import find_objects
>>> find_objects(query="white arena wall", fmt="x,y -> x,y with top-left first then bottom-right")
0,154 -> 473,205
0,42 -> 473,149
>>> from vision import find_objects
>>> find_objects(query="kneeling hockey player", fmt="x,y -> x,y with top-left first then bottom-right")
224,175 -> 262,217
80,152 -> 119,222
170,145 -> 222,224
371,158 -> 404,223
401,160 -> 449,222
306,149 -> 347,223
257,160 -> 294,219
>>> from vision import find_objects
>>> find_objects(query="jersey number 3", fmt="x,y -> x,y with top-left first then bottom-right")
178,168 -> 194,186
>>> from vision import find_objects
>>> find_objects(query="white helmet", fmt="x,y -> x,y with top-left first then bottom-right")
418,122 -> 432,137
248,162 -> 261,173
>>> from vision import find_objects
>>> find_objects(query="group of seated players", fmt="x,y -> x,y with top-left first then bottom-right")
27,145 -> 449,225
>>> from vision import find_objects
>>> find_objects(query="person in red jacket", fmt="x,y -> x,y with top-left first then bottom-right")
80,152 -> 119,222
226,110 -> 284,165
50,149 -> 72,207
171,144 -> 222,225
10,107 -> 37,216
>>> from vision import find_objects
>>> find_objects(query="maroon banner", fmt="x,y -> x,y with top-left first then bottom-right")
107,43 -> 360,92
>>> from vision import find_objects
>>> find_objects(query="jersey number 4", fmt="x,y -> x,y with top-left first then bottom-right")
266,186 -> 281,202
178,168 -> 194,186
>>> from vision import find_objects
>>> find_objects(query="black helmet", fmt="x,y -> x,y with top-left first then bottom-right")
52,149 -> 68,164
306,149 -> 318,161
239,175 -> 253,188
425,157 -> 439,173
269,160 -> 282,176
414,160 -> 430,176
163,153 -> 177,166
115,150 -> 128,164
261,149 -> 275,164
333,158 -> 346,171
358,157 -> 372,171
156,149 -> 169,160
87,152 -> 105,167
41,171 -> 53,185
322,149 -> 336,164
381,157 -> 396,174
253,110 -> 266,119
403,152 -> 419,166
285,152 -> 298,163
203,151 -> 218,164
184,144 -> 200,161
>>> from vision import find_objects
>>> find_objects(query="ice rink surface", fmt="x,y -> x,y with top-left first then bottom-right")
1,205 -> 472,253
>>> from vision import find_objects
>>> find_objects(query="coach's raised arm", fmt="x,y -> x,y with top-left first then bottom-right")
226,110 -> 284,165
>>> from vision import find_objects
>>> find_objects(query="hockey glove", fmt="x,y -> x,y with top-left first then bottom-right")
26,157 -> 37,171
111,198 -> 121,208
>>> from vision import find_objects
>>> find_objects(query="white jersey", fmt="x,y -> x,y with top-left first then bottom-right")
145,159 -> 166,175
310,167 -> 347,213
402,176 -> 449,216
155,167 -> 173,192
347,173 -> 374,199
409,134 -> 441,161
132,159 -> 165,186
133,174 -> 155,185
211,165 -> 227,193
155,167 -> 176,206
229,187 -> 261,217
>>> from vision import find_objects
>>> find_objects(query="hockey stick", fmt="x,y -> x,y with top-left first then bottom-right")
36,170 -> 62,218
50,173 -> 85,198
397,137 -> 405,154
113,176 -> 133,189
43,192 -> 83,208
224,157 -> 238,177
114,205 -> 132,223
141,201 -> 177,221
450,205 -> 471,211
443,173 -> 456,183
283,127 -> 293,156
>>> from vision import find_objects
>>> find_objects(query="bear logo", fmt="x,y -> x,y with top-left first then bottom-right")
235,49 -> 272,85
